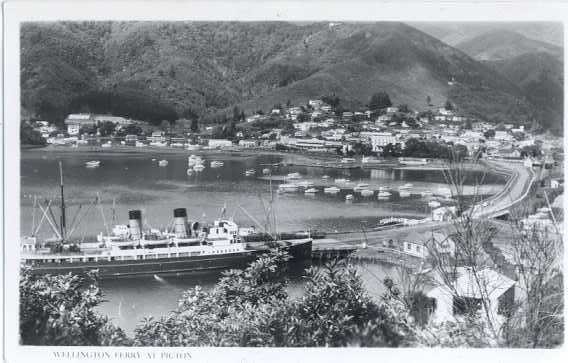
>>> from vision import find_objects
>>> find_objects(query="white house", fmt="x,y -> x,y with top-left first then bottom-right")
376,115 -> 391,124
308,99 -> 324,109
432,206 -> 457,221
438,108 -> 454,116
426,267 -> 516,331
386,107 -> 399,114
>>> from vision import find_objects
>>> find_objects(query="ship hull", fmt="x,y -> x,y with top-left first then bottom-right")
23,240 -> 312,279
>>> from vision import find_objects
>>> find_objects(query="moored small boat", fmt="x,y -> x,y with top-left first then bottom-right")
245,169 -> 255,176
345,194 -> 354,201
361,189 -> 374,197
428,200 -> 441,208
324,186 -> 341,194
353,183 -> 370,192
210,160 -> 224,168
377,191 -> 392,198
158,160 -> 169,167
297,181 -> 314,188
304,188 -> 318,194
85,160 -> 101,168
398,183 -> 413,190
399,190 -> 411,198
278,183 -> 299,193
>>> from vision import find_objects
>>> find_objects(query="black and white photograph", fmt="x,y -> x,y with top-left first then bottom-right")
2,1 -> 567,362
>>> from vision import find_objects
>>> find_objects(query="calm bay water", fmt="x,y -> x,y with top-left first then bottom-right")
20,150 -> 506,334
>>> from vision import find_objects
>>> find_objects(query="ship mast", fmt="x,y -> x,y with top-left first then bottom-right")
59,161 -> 67,242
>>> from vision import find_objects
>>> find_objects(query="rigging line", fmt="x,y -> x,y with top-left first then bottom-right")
46,203 -> 60,237
38,202 -> 62,240
31,195 -> 37,236
33,199 -> 52,237
66,203 -> 83,238
67,197 -> 98,239
238,205 -> 267,233
96,193 -> 110,237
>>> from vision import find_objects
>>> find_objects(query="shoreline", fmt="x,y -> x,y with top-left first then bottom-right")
22,144 -> 488,172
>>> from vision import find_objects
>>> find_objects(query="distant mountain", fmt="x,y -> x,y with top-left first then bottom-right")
410,22 -> 563,48
20,21 -> 560,130
455,29 -> 562,61
486,52 -> 563,126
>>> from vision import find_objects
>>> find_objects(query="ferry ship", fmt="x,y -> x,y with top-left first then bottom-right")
20,162 -> 312,279
21,208 -> 312,279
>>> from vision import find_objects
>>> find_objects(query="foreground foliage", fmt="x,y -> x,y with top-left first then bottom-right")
20,267 -> 129,345
20,247 -> 563,347
133,252 -> 411,347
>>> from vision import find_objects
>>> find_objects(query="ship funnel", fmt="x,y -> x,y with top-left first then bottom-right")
173,208 -> 190,238
128,210 -> 142,240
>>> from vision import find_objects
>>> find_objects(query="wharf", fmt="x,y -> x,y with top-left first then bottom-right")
311,239 -> 358,259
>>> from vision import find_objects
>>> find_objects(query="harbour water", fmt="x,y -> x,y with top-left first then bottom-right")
20,150 -> 506,334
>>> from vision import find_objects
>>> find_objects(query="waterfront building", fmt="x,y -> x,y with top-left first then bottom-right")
208,139 -> 233,148
65,113 -> 96,135
93,115 -> 132,126
361,132 -> 397,152
238,139 -> 258,148
148,131 -> 166,144
280,137 -> 342,152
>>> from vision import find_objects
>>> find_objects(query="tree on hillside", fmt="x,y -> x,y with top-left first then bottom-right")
159,120 -> 171,132
445,100 -> 454,111
190,118 -> 199,132
296,113 -> 309,123
426,95 -> 432,106
116,124 -> 143,136
483,129 -> 496,139
20,123 -> 46,146
398,104 -> 410,114
321,95 -> 340,109
369,92 -> 392,111
98,121 -> 116,137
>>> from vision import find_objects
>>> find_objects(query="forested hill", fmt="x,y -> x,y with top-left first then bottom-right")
21,21 -> 561,130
